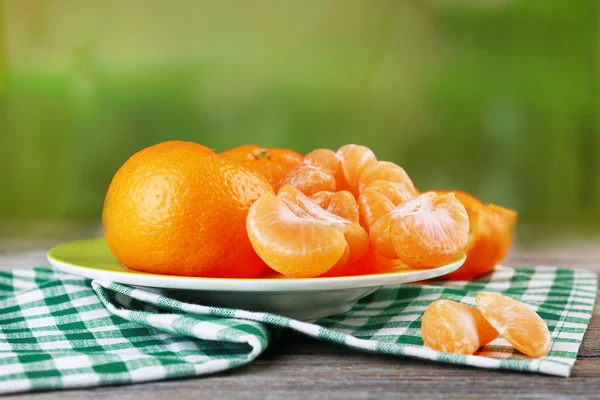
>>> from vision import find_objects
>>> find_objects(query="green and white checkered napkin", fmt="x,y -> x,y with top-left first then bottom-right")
0,265 -> 597,394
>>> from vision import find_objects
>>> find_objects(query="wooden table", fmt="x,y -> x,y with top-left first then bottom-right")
1,231 -> 598,399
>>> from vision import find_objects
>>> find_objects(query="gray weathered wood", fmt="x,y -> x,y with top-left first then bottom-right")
1,233 -> 598,399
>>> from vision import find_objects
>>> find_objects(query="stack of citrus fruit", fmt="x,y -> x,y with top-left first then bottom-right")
102,141 -> 516,279
103,141 -> 540,358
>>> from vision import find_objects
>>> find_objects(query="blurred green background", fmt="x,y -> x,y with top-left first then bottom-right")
0,0 -> 598,237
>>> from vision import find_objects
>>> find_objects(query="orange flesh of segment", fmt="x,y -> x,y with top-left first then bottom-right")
285,189 -> 368,266
304,148 -> 341,177
278,165 -> 336,196
246,193 -> 347,278
275,185 -> 369,276
336,144 -> 377,197
422,300 -> 500,355
309,191 -> 334,209
358,180 -> 417,232
358,161 -> 419,196
364,180 -> 417,205
325,190 -> 360,224
370,192 -> 469,269
358,188 -> 396,233
475,293 -> 551,358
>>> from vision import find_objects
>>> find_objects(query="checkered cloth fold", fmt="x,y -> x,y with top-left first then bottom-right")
0,265 -> 596,394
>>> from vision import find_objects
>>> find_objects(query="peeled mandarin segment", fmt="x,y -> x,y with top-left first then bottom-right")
291,194 -> 368,268
432,190 -> 484,226
311,190 -> 360,224
326,191 -> 360,223
275,185 -> 369,276
310,191 -> 334,209
365,180 -> 417,206
336,144 -> 377,196
277,184 -> 306,203
278,165 -> 336,195
470,305 -> 501,347
475,293 -> 551,358
370,192 -> 470,269
319,245 -> 351,277
358,188 -> 396,232
358,180 -> 417,232
390,193 -> 469,268
304,148 -> 341,177
246,194 -> 347,278
358,161 -> 418,196
422,300 -> 496,355
368,211 -> 400,259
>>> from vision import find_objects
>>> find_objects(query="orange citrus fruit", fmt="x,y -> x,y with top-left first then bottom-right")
222,144 -> 303,188
370,192 -> 469,269
247,185 -> 368,277
476,293 -> 551,358
422,300 -> 499,355
102,140 -> 274,278
433,190 -> 517,280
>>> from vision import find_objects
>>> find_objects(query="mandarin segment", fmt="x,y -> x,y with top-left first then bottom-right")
364,180 -> 416,206
336,144 -> 377,196
318,190 -> 360,223
304,148 -> 341,178
278,165 -> 336,195
358,161 -> 418,196
475,293 -> 551,358
249,185 -> 368,278
370,192 -> 469,269
246,194 -> 347,278
358,180 -> 417,232
358,187 -> 396,232
278,186 -> 368,269
422,300 -> 499,355
102,140 -> 274,278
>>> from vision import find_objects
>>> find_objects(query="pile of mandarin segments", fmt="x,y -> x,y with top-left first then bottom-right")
102,141 -> 550,357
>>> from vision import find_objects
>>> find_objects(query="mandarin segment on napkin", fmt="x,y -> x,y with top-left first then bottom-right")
422,300 -> 499,355
102,140 -> 274,278
476,292 -> 551,358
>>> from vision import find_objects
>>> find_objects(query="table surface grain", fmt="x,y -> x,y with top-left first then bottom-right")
0,233 -> 598,400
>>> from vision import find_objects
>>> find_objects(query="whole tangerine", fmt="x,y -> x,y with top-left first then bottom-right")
102,140 -> 274,278
222,144 -> 303,189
